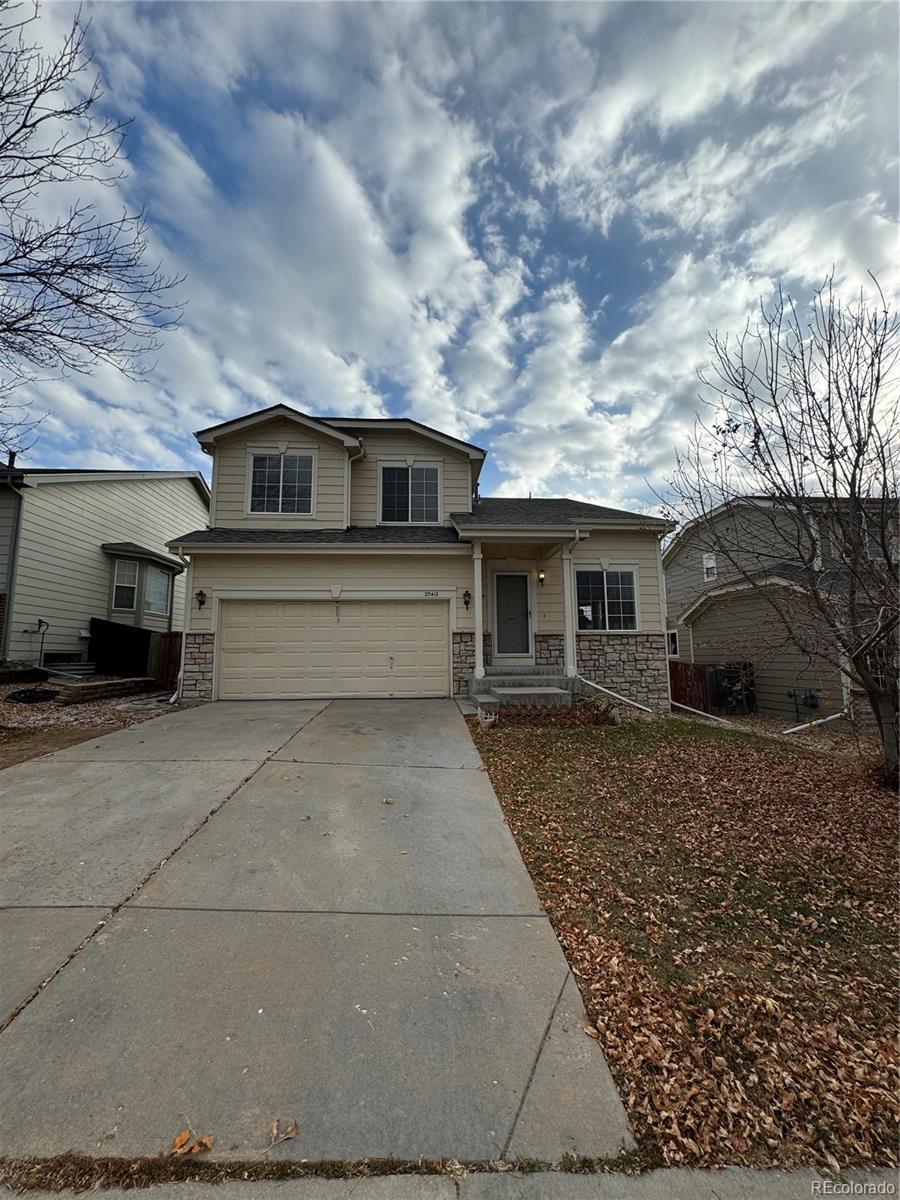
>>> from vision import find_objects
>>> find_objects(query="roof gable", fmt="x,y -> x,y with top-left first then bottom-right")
194,404 -> 360,451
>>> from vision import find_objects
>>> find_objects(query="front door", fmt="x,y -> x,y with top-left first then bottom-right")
494,573 -> 531,656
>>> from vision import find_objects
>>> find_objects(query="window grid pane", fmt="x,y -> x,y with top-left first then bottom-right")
381,467 -> 410,522
144,566 -> 170,616
113,559 -> 137,610
410,466 -> 439,522
576,571 -> 605,630
605,570 -> 636,630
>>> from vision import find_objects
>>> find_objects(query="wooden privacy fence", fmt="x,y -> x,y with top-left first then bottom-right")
669,659 -> 756,716
88,618 -> 182,689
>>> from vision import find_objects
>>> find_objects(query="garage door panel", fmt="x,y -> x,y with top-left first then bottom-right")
217,599 -> 449,699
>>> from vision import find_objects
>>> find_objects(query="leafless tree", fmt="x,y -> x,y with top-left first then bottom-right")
664,274 -> 899,777
0,1 -> 182,453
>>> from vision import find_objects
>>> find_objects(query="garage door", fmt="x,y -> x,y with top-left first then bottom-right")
216,599 -> 450,699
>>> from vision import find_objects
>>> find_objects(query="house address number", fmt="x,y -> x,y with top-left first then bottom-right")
423,589 -> 439,597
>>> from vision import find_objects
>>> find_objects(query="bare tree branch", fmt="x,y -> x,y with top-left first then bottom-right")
0,0 -> 183,453
661,273 -> 899,776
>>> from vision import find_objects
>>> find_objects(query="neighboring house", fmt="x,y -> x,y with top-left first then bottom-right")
0,468 -> 210,668
663,498 -> 893,721
167,404 -> 672,707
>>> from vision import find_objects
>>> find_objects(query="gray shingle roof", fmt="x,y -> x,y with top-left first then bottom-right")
169,526 -> 461,546
451,497 -> 665,526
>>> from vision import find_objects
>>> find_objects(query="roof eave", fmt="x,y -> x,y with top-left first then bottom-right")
195,405 -> 361,451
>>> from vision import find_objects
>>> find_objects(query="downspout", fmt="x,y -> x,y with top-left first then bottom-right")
2,481 -> 24,660
345,438 -> 365,528
173,549 -> 191,702
656,531 -> 673,710
561,529 -> 589,677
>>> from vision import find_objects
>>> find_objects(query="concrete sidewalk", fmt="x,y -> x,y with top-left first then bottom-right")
0,699 -> 630,1163
5,1167 -> 897,1198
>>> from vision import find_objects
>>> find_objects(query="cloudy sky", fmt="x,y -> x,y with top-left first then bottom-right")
21,1 -> 900,509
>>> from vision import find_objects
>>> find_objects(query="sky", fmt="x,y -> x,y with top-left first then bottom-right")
18,1 -> 900,510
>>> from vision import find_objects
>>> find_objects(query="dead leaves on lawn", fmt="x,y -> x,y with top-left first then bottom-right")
470,716 -> 899,1171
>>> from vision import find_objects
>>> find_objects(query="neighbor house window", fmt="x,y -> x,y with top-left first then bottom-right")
667,630 -> 679,657
113,559 -> 137,610
144,565 -> 171,617
380,464 -> 439,523
575,569 -> 637,631
249,453 -> 313,514
702,552 -> 717,581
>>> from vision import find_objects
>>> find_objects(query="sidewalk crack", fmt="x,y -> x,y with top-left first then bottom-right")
500,969 -> 568,1159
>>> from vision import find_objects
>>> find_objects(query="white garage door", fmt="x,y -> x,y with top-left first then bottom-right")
217,599 -> 450,699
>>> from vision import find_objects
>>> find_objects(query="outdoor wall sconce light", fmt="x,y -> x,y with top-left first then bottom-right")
462,589 -> 472,610
537,569 -> 546,586
195,589 -> 207,609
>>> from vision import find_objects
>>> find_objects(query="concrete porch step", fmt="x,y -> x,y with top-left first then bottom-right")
484,664 -> 561,676
472,694 -> 501,713
488,686 -> 572,708
483,675 -> 574,690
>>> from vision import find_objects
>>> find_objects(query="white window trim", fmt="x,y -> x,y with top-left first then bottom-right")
112,558 -> 138,612
667,629 -> 679,658
244,443 -> 318,519
377,458 -> 443,526
144,564 -> 172,618
573,562 -> 641,634
702,552 -> 717,582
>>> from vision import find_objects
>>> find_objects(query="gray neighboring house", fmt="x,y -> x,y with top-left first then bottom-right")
663,498 -> 892,722
0,467 -> 210,668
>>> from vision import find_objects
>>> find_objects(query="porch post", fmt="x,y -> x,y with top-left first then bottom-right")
473,539 -> 485,679
561,543 -> 577,677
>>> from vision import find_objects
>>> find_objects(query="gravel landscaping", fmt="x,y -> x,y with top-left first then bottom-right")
469,713 -> 898,1172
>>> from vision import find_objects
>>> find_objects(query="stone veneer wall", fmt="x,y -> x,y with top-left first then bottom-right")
534,633 -> 564,668
182,631 -> 215,701
576,632 -> 670,711
452,632 -> 474,696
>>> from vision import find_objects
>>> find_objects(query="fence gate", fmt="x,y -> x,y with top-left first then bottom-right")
669,660 -> 708,710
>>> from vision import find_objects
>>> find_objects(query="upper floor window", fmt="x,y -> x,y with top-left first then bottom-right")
575,569 -> 637,631
702,552 -> 717,581
250,453 -> 313,515
144,565 -> 171,617
381,463 -> 439,523
113,559 -> 137,610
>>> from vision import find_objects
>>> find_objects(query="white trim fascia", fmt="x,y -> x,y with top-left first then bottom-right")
677,575 -> 805,624
196,405 -> 360,449
376,458 -> 443,526
177,557 -> 191,695
243,445 -> 319,519
327,418 -> 485,460
491,570 -> 535,660
21,470 -> 210,500
169,543 -> 471,557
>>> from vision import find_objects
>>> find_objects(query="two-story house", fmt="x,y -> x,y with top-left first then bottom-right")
0,467 -> 210,668
663,497 -> 895,721
168,404 -> 672,707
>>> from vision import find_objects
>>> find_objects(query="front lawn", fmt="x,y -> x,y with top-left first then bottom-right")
470,713 -> 898,1171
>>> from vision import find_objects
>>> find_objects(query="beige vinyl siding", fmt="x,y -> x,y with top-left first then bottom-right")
188,552 -> 476,634
212,419 -> 348,529
350,431 -> 471,526
0,484 -> 19,584
7,477 -> 209,664
690,590 -> 843,718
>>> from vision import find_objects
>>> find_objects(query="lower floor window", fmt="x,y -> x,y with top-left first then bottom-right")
144,565 -> 171,616
576,569 -> 637,631
667,629 -> 679,657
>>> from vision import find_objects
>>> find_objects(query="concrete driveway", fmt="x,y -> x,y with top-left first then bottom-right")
0,699 -> 630,1163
